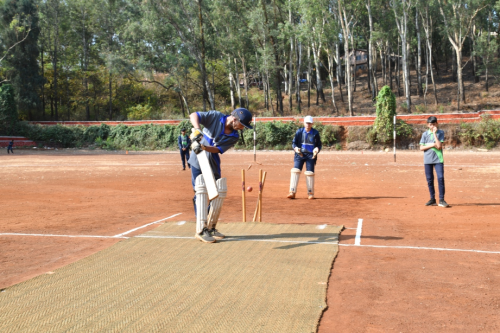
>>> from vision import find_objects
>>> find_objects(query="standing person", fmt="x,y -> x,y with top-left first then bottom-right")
287,116 -> 322,200
178,128 -> 191,170
189,108 -> 253,243
420,116 -> 449,207
7,139 -> 14,154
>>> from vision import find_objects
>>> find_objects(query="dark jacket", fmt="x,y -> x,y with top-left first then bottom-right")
178,134 -> 191,150
292,128 -> 322,153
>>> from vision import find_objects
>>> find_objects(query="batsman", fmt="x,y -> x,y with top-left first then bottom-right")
287,116 -> 322,200
188,108 -> 253,243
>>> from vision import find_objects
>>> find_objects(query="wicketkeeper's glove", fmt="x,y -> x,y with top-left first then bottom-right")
190,128 -> 203,142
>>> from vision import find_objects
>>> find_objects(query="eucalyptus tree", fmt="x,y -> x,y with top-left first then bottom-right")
255,0 -> 286,115
391,0 -> 413,112
299,0 -> 330,105
475,6 -> 497,91
337,0 -> 359,115
152,0 -> 216,111
437,0 -> 487,106
418,0 -> 439,106
0,0 -> 43,120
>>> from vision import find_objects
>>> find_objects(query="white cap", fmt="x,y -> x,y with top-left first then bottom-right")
304,116 -> 313,124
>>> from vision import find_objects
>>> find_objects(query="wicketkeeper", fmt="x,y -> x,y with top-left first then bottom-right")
287,116 -> 322,200
188,108 -> 253,243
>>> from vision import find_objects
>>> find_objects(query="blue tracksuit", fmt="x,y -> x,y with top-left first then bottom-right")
178,134 -> 191,169
292,128 -> 322,172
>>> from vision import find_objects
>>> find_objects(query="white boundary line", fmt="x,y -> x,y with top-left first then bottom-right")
113,213 -> 182,237
1,231 -> 500,254
354,219 -> 363,246
339,243 -> 500,254
0,233 -> 128,239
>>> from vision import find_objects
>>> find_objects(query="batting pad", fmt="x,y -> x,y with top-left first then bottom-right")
0,222 -> 342,333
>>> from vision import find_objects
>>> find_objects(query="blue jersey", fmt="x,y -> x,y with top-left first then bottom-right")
188,111 -> 239,178
178,134 -> 191,150
292,128 -> 322,153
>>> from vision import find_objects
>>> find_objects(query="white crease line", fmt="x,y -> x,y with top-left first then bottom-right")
135,235 -> 338,245
339,243 -> 500,254
114,213 -> 182,237
0,233 -> 128,239
355,219 -> 363,246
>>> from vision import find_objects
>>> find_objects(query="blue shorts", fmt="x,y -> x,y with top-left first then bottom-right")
293,152 -> 316,172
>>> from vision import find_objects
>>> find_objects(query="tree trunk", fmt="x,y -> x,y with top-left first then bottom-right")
451,48 -> 457,82
296,39 -> 302,112
109,72 -> 113,119
53,3 -> 59,121
397,37 -> 401,96
288,9 -> 293,112
41,39 -> 45,120
307,45 -> 311,108
312,41 -> 325,103
234,58 -> 241,107
228,55 -> 235,109
416,10 -> 423,96
455,47 -> 465,103
240,53 -> 249,108
336,43 -> 344,103
327,50 -> 338,114
389,46 -> 393,90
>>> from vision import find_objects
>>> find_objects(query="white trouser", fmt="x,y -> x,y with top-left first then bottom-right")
289,168 -> 301,193
195,175 -> 208,234
305,171 -> 315,196
207,178 -> 227,230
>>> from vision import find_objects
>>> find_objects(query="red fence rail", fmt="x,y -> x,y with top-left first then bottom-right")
28,110 -> 500,128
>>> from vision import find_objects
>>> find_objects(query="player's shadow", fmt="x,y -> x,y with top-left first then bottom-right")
315,196 -> 406,200
451,203 -> 498,206
226,232 -> 339,250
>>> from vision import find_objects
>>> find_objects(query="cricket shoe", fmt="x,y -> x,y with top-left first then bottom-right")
308,195 -> 314,200
425,199 -> 437,206
438,200 -> 449,208
195,228 -> 216,243
209,228 -> 225,240
287,192 -> 296,199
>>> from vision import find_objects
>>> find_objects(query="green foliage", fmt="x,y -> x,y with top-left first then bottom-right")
374,86 -> 396,138
0,0 -> 44,116
127,104 -> 153,120
459,114 -> 500,148
371,86 -> 412,144
314,123 -> 340,146
0,84 -> 18,135
414,104 -> 426,114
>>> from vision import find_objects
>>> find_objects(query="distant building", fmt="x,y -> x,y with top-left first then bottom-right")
341,49 -> 368,71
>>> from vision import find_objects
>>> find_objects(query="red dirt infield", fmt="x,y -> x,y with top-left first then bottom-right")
1,150 -> 499,331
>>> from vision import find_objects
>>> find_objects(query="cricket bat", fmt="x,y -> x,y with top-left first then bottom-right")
192,141 -> 219,201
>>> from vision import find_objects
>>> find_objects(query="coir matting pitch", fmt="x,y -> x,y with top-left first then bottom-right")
0,222 -> 342,332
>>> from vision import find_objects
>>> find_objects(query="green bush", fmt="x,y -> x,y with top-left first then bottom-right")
459,114 -> 500,148
0,84 -> 18,135
373,85 -> 397,143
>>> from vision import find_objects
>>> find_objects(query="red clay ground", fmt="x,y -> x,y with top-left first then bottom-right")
1,149 -> 499,332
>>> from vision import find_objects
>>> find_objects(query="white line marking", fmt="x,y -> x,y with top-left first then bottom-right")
135,235 -> 338,245
355,219 -> 363,246
0,233 -> 128,239
113,213 -> 182,237
339,243 -> 500,254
